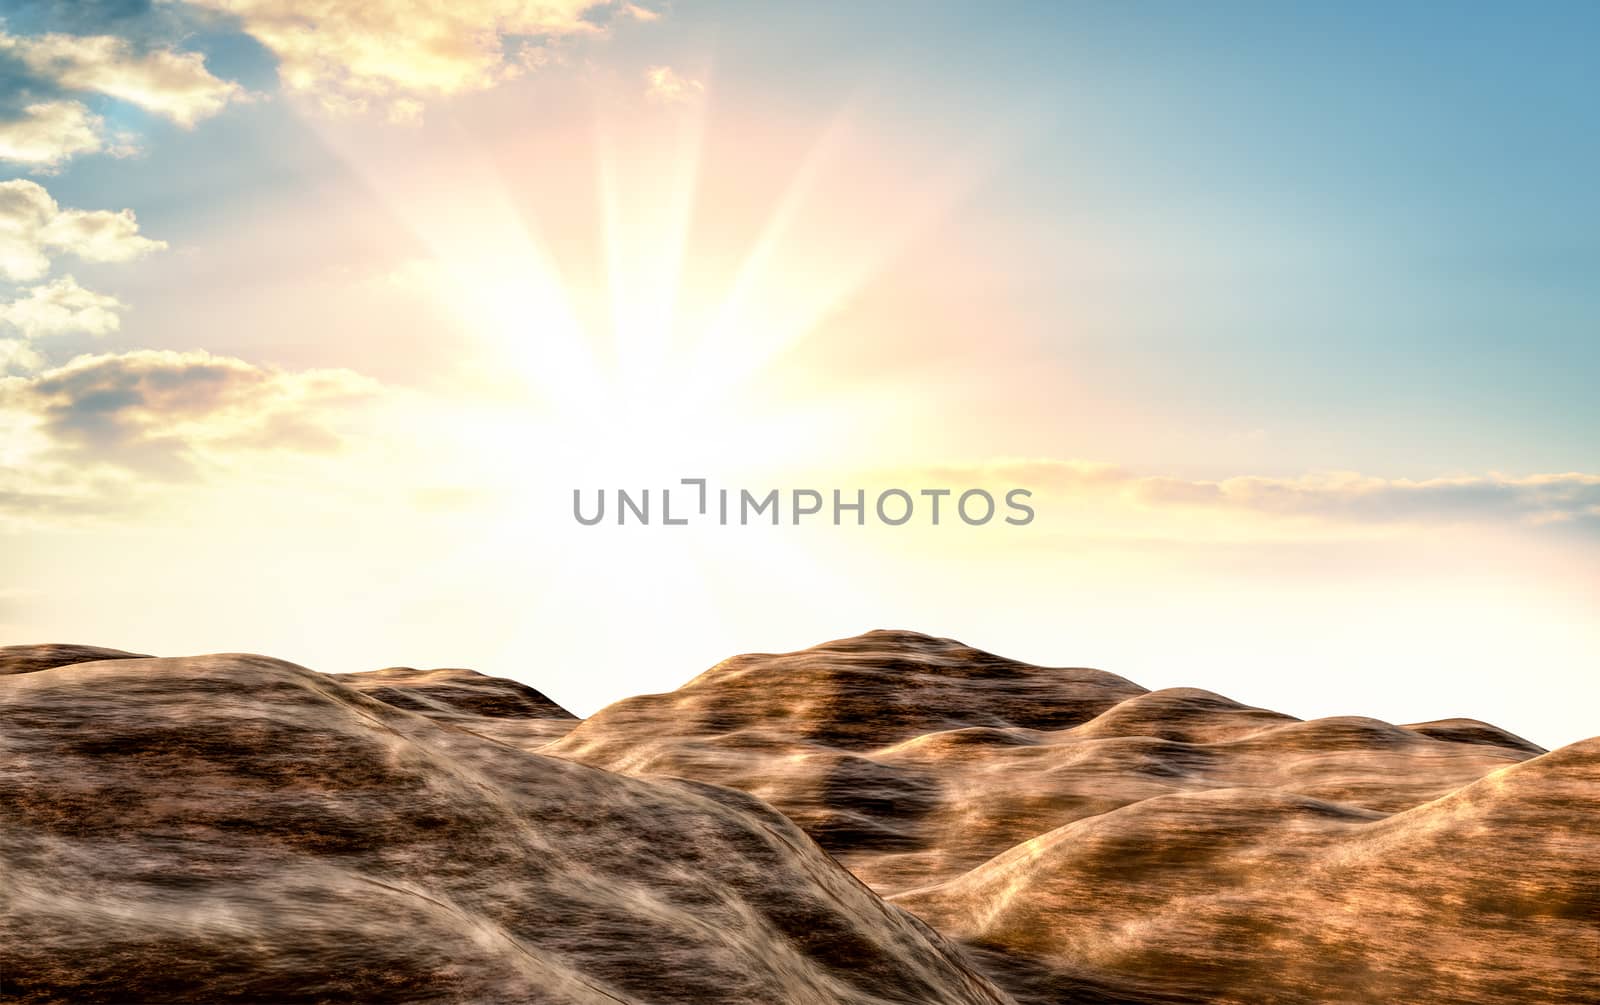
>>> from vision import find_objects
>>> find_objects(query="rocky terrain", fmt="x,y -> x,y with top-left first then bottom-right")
3,631 -> 1596,1003
546,631 -> 1598,1003
0,644 -> 1006,1005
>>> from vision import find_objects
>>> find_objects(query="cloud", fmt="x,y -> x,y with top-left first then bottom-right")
180,0 -> 650,118
0,99 -> 106,169
910,458 -> 1600,534
0,275 -> 126,339
0,348 -> 380,476
644,64 -> 702,105
1134,469 -> 1600,527
0,337 -> 45,376
0,179 -> 165,282
1,1 -> 657,149
0,349 -> 385,525
0,29 -> 244,127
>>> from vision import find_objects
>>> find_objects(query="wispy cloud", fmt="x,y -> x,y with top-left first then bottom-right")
0,0 -> 662,156
0,99 -> 108,170
0,29 -> 242,126
0,180 -> 166,282
179,0 -> 657,120
908,459 -> 1600,535
0,347 -> 388,526
0,182 -> 157,374
0,337 -> 44,376
0,275 -> 125,339
1130,469 -> 1600,526
0,26 -> 241,169
644,65 -> 702,105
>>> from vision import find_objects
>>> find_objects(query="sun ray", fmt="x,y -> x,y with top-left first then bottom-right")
687,105 -> 1028,406
687,101 -> 858,391
293,110 -> 604,415
287,76 -> 1035,581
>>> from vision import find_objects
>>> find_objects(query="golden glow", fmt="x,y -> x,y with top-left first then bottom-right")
289,76 -> 1025,490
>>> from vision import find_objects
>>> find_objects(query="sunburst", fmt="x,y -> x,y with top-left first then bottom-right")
289,76 -> 1015,709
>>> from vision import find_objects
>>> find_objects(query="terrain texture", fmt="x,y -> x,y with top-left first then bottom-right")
3,632 -> 1596,1004
0,643 -> 1004,1004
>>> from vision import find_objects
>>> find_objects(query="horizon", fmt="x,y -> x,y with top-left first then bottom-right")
10,624 -> 1563,752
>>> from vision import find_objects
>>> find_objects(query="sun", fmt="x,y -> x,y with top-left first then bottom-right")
251,72 -> 1033,712
301,76 -> 1009,490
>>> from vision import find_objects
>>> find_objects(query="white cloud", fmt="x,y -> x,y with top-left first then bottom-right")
1,30 -> 244,128
0,276 -> 126,339
0,29 -> 243,128
0,337 -> 45,376
0,99 -> 104,170
644,65 -> 702,105
0,29 -> 241,168
180,0 -> 644,118
0,179 -> 166,282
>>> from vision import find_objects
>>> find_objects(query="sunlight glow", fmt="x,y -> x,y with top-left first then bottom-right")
295,75 -> 1019,486
271,74 -> 1040,709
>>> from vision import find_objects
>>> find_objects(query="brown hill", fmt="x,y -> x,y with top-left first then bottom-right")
547,630 -> 1149,887
6,632 -> 1592,1004
897,739 -> 1600,1004
549,631 -> 1539,894
330,665 -> 581,747
0,643 -> 151,676
547,630 -> 1595,1003
0,645 -> 1010,1005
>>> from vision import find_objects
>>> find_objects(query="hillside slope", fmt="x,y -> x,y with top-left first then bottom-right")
897,739 -> 1600,1003
549,630 -> 1595,1003
549,631 -> 1540,894
0,645 -> 1010,1005
7,633 -> 1593,1005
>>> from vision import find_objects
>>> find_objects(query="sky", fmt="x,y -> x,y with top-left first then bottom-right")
1,1 -> 1597,747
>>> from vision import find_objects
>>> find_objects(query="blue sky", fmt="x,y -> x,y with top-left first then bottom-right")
648,1 -> 1600,471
